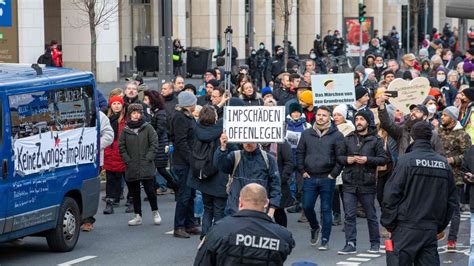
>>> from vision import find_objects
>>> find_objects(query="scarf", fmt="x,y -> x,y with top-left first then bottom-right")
109,113 -> 121,140
127,118 -> 145,129
461,102 -> 473,128
312,120 -> 331,137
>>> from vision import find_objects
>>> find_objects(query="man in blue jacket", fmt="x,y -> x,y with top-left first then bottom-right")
296,105 -> 345,250
214,133 -> 281,217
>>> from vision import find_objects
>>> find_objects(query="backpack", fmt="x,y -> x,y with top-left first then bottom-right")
226,150 -> 270,194
191,139 -> 218,180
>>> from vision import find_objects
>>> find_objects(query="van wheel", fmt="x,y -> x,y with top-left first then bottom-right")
46,197 -> 80,252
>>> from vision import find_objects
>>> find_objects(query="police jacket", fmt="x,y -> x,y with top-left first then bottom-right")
194,210 -> 295,266
338,131 -> 388,194
296,124 -> 345,178
381,140 -> 458,233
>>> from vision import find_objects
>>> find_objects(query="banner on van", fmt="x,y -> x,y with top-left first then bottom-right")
13,127 -> 97,176
223,106 -> 285,143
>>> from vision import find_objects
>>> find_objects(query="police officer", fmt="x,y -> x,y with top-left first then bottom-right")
194,183 -> 295,266
381,121 -> 458,265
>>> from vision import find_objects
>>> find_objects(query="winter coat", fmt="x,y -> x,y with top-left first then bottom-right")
99,111 -> 114,167
187,119 -> 233,198
338,131 -> 388,194
277,142 -> 295,208
170,108 -> 196,166
266,55 -> 285,81
197,94 -> 212,106
214,147 -> 282,214
276,88 -> 297,106
373,64 -> 387,81
104,118 -> 126,172
462,145 -> 474,183
286,115 -> 310,161
151,108 -> 169,168
51,47 -> 62,67
461,103 -> 474,144
118,122 -> 158,181
346,104 -> 375,130
163,93 -> 178,133
378,106 -> 444,156
296,124 -> 345,178
37,50 -> 55,67
438,122 -> 472,185
123,95 -> 151,122
437,68 -> 458,107
240,93 -> 263,106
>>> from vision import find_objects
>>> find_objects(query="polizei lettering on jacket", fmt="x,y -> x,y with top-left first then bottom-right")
224,106 -> 286,143
415,159 -> 447,169
14,127 -> 97,176
235,234 -> 280,251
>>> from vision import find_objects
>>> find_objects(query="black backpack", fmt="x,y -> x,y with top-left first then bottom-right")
192,139 -> 218,180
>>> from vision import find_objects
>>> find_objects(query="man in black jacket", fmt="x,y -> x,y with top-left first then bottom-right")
337,111 -> 387,255
171,91 -> 200,238
161,82 -> 178,133
194,183 -> 294,266
381,121 -> 458,266
296,106 -> 344,250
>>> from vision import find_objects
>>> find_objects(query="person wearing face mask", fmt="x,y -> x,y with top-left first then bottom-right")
256,42 -> 271,85
423,96 -> 441,128
266,46 -> 285,82
435,66 -> 458,107
373,56 -> 387,81
247,49 -> 261,88
376,93 -> 444,156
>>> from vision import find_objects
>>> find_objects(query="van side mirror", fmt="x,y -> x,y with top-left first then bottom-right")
2,159 -> 7,179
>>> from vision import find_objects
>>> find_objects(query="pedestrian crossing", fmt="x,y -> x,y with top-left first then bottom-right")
336,251 -> 383,265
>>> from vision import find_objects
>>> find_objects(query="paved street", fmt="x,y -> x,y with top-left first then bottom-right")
0,191 -> 469,265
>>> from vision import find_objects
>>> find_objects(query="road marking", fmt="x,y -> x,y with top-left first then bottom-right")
357,253 -> 381,258
58,256 -> 96,266
336,262 -> 360,265
347,257 -> 371,262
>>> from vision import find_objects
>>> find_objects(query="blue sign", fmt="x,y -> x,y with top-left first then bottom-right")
0,0 -> 12,27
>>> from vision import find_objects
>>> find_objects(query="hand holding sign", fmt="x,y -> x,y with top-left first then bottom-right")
386,77 -> 431,114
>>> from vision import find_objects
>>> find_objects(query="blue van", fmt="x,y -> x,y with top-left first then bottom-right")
0,64 -> 100,252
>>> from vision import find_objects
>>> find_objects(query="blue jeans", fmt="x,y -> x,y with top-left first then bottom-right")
343,191 -> 380,245
302,176 -> 336,242
172,165 -> 195,229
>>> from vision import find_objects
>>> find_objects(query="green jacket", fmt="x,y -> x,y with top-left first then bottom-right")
118,122 -> 158,181
438,122 -> 472,185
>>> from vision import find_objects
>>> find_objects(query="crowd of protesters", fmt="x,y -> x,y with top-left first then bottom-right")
83,25 -> 474,264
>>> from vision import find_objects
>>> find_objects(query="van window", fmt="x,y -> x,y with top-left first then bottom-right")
9,86 -> 96,139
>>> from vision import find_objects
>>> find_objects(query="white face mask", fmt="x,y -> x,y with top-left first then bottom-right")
376,63 -> 383,68
427,104 -> 437,114
310,53 -> 316,59
259,45 -> 264,49
436,74 -> 446,82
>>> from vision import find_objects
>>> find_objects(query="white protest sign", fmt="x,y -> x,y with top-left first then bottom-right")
14,127 -> 98,176
311,73 -> 356,106
387,77 -> 431,114
224,106 -> 285,143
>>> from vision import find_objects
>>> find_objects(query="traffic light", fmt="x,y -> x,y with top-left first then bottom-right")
358,3 -> 366,23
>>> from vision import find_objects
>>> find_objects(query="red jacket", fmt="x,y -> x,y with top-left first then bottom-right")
104,119 -> 126,172
51,47 -> 63,67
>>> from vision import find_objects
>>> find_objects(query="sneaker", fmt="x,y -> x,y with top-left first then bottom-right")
318,239 -> 329,250
128,214 -> 142,226
186,227 -> 202,235
368,243 -> 380,253
310,226 -> 321,246
447,240 -> 456,252
152,210 -> 162,225
156,188 -> 171,195
103,200 -> 114,215
298,212 -> 308,223
81,223 -> 93,232
338,242 -> 356,255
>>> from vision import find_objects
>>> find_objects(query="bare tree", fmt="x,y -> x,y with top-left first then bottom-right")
71,0 -> 120,77
410,0 -> 426,53
275,0 -> 296,71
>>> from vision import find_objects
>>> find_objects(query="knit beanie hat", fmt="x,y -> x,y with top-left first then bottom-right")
206,79 -> 220,88
299,90 -> 313,106
463,88 -> 474,102
184,83 -> 197,95
177,91 -> 197,107
354,110 -> 371,124
127,103 -> 143,115
410,121 -> 433,141
261,87 -> 273,98
333,104 -> 348,118
355,86 -> 368,101
442,106 -> 459,122
289,102 -> 303,114
109,95 -> 124,106
464,60 -> 474,73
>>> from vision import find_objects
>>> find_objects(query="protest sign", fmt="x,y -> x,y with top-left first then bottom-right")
224,106 -> 285,143
387,77 -> 431,114
311,73 -> 356,106
14,127 -> 98,176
